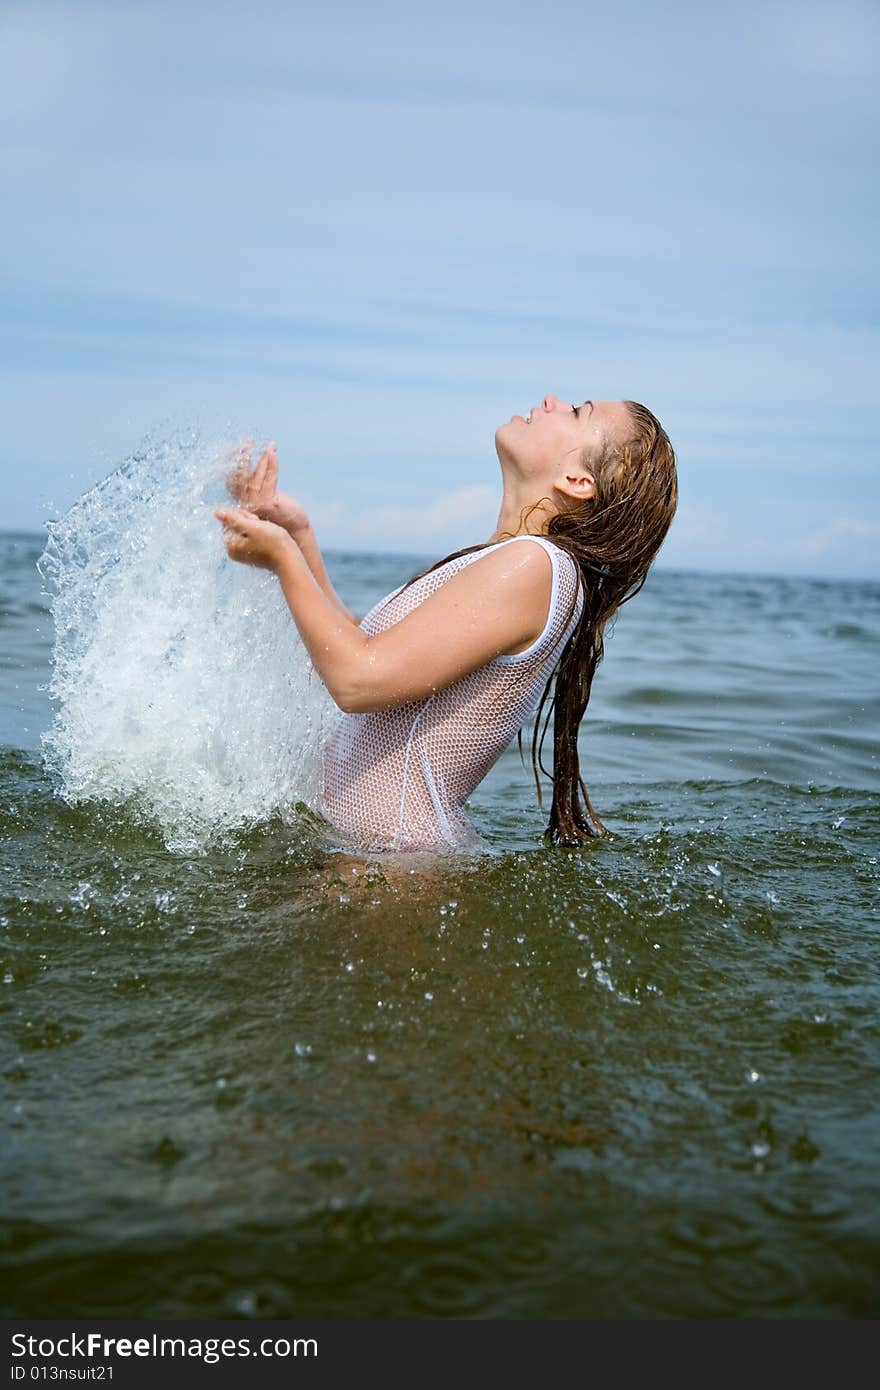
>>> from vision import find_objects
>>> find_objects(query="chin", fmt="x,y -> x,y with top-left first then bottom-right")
494,423 -> 512,454
494,426 -> 519,468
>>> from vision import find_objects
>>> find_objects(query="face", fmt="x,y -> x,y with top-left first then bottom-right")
495,395 -> 633,503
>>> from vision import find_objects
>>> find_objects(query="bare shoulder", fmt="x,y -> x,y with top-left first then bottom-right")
440,538 -> 555,649
454,536 -> 555,586
437,536 -> 552,601
344,539 -> 556,710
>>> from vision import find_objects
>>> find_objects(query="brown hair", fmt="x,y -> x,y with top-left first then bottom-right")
388,400 -> 678,845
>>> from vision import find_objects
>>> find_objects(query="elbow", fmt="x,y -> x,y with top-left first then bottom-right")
337,678 -> 407,714
336,685 -> 380,715
335,690 -> 362,715
334,647 -> 388,714
339,685 -> 423,714
333,677 -> 374,714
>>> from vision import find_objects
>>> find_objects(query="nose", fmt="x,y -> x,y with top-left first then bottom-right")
530,394 -> 565,418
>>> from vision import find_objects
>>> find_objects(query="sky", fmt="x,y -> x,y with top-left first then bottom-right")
1,0 -> 878,578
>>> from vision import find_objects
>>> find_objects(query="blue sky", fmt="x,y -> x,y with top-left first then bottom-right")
1,0 -> 877,577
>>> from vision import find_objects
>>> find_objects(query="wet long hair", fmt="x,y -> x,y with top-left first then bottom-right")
389,400 -> 678,845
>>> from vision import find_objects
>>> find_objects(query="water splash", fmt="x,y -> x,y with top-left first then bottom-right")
37,425 -> 337,852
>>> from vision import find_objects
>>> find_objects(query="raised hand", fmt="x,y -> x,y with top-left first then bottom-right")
226,440 -> 311,536
214,506 -> 297,572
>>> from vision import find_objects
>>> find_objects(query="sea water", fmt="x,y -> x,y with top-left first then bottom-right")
1,435 -> 878,1317
35,428 -> 336,853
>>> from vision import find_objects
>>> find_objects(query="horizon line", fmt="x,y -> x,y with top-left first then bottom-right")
1,528 -> 876,588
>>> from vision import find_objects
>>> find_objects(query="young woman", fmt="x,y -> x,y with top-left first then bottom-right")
214,394 -> 678,854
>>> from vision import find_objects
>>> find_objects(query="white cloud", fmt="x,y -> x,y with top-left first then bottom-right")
2,0 -> 877,578
308,484 -> 499,553
792,516 -> 880,561
663,504 -> 724,548
767,0 -> 879,83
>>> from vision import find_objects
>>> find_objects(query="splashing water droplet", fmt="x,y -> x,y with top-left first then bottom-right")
38,427 -> 337,854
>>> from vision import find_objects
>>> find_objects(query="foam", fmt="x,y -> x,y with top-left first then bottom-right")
38,425 -> 336,853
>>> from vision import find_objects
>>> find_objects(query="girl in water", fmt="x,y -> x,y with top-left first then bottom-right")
214,395 -> 677,854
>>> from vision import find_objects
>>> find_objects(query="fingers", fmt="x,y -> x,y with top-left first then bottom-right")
252,444 -> 269,492
223,438 -> 253,468
226,439 -> 277,510
215,506 -> 273,545
215,515 -> 251,564
252,440 -> 276,496
215,506 -> 251,534
226,460 -> 252,501
226,437 -> 252,472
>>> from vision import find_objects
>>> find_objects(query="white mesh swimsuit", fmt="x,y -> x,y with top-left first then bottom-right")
317,535 -> 584,854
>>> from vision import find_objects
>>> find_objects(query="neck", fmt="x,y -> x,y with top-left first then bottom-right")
485,478 -> 556,545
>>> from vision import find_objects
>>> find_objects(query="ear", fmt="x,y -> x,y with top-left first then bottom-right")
553,465 -> 595,504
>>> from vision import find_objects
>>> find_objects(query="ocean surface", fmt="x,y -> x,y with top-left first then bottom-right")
2,495 -> 879,1317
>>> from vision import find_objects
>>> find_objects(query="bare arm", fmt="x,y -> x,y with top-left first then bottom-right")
225,440 -> 360,625
214,508 -> 553,714
292,523 -> 360,626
